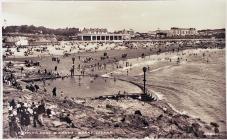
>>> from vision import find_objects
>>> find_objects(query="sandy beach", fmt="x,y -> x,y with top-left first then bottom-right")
3,41 -> 226,138
108,48 -> 226,132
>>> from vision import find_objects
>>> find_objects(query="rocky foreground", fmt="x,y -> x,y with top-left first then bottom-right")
3,82 -> 226,138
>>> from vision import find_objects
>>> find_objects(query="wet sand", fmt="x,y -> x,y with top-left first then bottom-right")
109,48 -> 226,132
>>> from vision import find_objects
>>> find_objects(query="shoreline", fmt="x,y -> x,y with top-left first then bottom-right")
3,45 -> 226,138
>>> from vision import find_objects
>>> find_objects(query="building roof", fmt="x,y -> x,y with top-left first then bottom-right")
171,27 -> 196,30
198,28 -> 225,32
81,28 -> 108,34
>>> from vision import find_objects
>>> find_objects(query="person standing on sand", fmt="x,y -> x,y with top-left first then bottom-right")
60,91 -> 64,97
20,67 -> 24,74
9,99 -> 16,109
20,104 -> 30,131
32,105 -> 43,127
44,69 -> 47,74
72,57 -> 75,64
57,58 -> 60,63
9,110 -> 22,138
177,57 -> 180,64
72,64 -> 75,73
37,101 -> 45,125
52,87 -> 57,97
34,84 -> 39,92
54,66 -> 57,71
70,67 -> 74,77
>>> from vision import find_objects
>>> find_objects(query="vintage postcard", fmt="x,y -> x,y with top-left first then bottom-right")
1,0 -> 226,139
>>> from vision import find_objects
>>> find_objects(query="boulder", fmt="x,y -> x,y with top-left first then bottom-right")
120,117 -> 125,122
125,114 -> 149,128
172,116 -> 190,132
106,104 -> 113,109
134,110 -> 142,116
210,122 -> 219,128
204,124 -> 212,130
194,130 -> 205,138
52,121 -> 64,127
214,127 -> 219,133
114,123 -> 120,127
157,114 -> 163,121
185,126 -> 193,133
163,107 -> 167,113
192,122 -> 201,131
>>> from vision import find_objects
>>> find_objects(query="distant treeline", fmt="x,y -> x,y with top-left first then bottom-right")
2,25 -> 80,36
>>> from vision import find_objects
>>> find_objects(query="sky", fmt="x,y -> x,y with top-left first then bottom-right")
1,0 -> 226,32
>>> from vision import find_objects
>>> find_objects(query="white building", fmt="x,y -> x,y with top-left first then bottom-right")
78,28 -> 130,42
170,27 -> 197,36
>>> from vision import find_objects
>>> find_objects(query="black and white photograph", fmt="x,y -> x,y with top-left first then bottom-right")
1,0 -> 226,139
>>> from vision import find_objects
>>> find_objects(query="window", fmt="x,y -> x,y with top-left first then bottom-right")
92,36 -> 96,40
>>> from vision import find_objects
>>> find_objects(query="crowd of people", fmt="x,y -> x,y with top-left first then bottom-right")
8,99 -> 46,137
3,41 -> 129,58
3,71 -> 22,90
7,97 -> 76,138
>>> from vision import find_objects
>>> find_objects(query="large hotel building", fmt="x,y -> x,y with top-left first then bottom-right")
78,28 -> 130,42
170,27 -> 197,36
